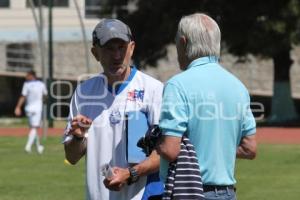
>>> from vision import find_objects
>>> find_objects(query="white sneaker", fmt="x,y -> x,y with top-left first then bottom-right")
37,145 -> 44,154
25,146 -> 31,153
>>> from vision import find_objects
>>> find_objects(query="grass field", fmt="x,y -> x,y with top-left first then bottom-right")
236,144 -> 300,200
1,136 -> 300,200
0,136 -> 85,200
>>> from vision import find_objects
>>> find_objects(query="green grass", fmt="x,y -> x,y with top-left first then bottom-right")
1,137 -> 300,200
0,136 -> 85,200
236,144 -> 300,200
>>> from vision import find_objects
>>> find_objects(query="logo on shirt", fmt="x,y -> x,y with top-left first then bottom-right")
127,89 -> 144,102
109,110 -> 121,124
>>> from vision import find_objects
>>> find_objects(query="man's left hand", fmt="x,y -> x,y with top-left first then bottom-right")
14,107 -> 22,116
103,167 -> 130,191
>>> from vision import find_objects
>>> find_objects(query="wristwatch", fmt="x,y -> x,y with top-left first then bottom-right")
73,134 -> 85,141
127,167 -> 139,185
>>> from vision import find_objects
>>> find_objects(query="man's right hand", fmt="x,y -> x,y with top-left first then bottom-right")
69,115 -> 92,138
64,115 -> 91,165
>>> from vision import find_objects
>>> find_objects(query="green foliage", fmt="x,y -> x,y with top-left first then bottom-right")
120,0 -> 208,67
0,136 -> 85,200
211,0 -> 300,58
111,0 -> 300,66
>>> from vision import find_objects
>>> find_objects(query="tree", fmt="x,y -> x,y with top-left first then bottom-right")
114,0 -> 300,123
118,0 -> 209,67
205,0 -> 300,123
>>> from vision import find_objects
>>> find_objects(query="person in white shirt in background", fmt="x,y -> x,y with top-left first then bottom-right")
15,70 -> 48,154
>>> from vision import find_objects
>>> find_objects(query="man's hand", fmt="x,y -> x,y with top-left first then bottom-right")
237,134 -> 257,159
69,115 -> 92,138
14,96 -> 25,117
103,167 -> 130,191
64,115 -> 91,165
14,107 -> 22,116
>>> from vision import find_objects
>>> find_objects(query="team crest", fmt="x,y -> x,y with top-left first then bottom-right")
127,89 -> 145,102
109,110 -> 121,124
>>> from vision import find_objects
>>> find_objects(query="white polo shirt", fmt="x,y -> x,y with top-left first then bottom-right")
65,68 -> 163,200
21,80 -> 47,113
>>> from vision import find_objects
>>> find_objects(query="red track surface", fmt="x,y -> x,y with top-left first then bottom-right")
0,127 -> 299,144
256,128 -> 300,144
0,127 -> 63,137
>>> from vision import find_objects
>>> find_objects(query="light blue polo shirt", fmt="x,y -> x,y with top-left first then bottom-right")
159,56 -> 256,185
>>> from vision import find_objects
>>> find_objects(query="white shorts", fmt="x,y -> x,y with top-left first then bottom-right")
26,111 -> 42,127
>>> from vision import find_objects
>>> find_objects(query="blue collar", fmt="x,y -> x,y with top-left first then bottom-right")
187,56 -> 219,69
107,66 -> 137,95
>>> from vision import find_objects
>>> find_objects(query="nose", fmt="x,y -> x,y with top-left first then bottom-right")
111,48 -> 122,60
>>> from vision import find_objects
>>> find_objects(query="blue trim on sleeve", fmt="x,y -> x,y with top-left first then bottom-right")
161,129 -> 184,137
243,127 -> 256,136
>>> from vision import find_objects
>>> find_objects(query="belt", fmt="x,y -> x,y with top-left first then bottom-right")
203,185 -> 235,192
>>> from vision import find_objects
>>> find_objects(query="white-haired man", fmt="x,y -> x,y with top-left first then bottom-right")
157,13 -> 257,200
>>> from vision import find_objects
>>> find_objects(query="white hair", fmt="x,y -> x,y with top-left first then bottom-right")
177,13 -> 221,60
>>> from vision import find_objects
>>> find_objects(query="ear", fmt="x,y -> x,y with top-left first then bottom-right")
179,36 -> 187,48
128,41 -> 135,57
91,47 -> 100,61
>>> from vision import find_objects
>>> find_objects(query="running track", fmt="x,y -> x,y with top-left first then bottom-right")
0,127 -> 299,144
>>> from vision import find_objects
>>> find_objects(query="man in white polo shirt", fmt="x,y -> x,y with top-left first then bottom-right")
15,70 -> 47,154
63,19 -> 163,200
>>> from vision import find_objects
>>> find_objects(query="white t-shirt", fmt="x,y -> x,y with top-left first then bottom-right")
21,80 -> 47,113
65,69 -> 163,200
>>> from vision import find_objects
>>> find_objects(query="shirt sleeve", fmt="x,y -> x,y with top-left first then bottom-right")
241,92 -> 256,136
21,82 -> 28,96
159,82 -> 188,137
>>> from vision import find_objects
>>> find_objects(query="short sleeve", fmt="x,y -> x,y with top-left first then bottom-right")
159,82 -> 188,137
241,93 -> 256,136
21,82 -> 28,96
